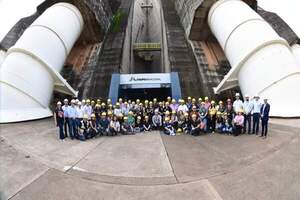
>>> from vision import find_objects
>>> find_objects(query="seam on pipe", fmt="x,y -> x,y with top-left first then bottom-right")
257,72 -> 300,97
6,48 -> 77,96
223,18 -> 265,51
52,3 -> 84,31
0,80 -> 47,109
214,39 -> 290,94
28,24 -> 68,56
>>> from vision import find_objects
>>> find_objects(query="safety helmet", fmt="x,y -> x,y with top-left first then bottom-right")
107,111 -> 112,116
165,111 -> 170,115
164,117 -> 170,121
128,111 -> 133,115
184,112 -> 189,117
86,99 -> 91,103
172,110 -> 176,114
91,114 -> 96,118
204,97 -> 209,101
64,99 -> 69,102
101,112 -> 107,116
219,101 -> 223,104
137,116 -> 142,120
57,101 -> 62,105
211,100 -> 215,104
172,99 -> 176,103
187,96 -> 192,100
177,128 -> 182,133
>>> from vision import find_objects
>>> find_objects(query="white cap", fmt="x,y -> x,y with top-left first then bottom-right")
71,99 -> 76,104
57,101 -> 62,105
235,93 -> 240,97
254,94 -> 260,98
244,94 -> 249,98
64,99 -> 69,102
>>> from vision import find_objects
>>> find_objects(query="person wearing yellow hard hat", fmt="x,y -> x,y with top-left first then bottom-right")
170,99 -> 178,113
98,112 -> 109,136
233,109 -> 245,136
177,111 -> 186,133
83,99 -> 93,119
198,101 -> 208,133
121,101 -> 130,116
217,100 -> 226,113
222,112 -> 233,135
114,102 -> 122,116
170,110 -> 178,130
163,117 -> 176,136
186,96 -> 193,110
208,100 -> 217,133
91,100 -> 96,109
134,116 -> 143,133
204,96 -> 211,110
121,116 -> 134,135
215,111 -> 223,133
143,116 -> 152,132
127,111 -> 135,128
97,99 -> 101,104
178,99 -> 188,113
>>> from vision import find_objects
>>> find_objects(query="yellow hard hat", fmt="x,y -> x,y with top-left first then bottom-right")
145,100 -> 149,103
177,128 -> 182,133
101,102 -> 106,106
204,97 -> 209,100
165,111 -> 170,115
124,116 -> 128,120
118,113 -> 123,118
187,96 -> 192,100
96,104 -> 100,107
137,116 -> 142,120
97,99 -> 101,102
116,102 -> 120,106
198,98 -> 202,101
91,114 -> 96,118
172,99 -> 176,103
192,98 -> 196,102
164,117 -> 170,121
91,100 -> 95,104
172,110 -> 176,114
107,111 -> 112,115
101,112 -> 107,116
219,101 -> 223,104
86,99 -> 91,103
145,116 -> 149,119
211,100 -> 215,104
184,112 -> 189,117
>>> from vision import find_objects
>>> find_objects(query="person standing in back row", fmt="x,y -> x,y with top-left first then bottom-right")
260,98 -> 270,139
243,94 -> 253,134
252,95 -> 261,135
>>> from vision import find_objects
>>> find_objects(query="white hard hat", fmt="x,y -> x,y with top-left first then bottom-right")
75,99 -> 79,103
244,94 -> 249,98
57,101 -> 62,105
254,94 -> 260,98
64,99 -> 68,102
235,93 -> 240,97
78,102 -> 82,105
71,99 -> 76,104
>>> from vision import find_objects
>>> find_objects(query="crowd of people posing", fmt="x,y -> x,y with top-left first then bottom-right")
54,93 -> 271,141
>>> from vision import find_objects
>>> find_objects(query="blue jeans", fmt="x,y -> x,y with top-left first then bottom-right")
68,118 -> 77,139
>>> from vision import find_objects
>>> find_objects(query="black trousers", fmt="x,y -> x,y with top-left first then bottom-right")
252,113 -> 260,134
233,125 -> 243,136
243,114 -> 252,134
261,119 -> 269,137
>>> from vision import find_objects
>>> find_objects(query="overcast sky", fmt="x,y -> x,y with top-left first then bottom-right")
0,0 -> 300,41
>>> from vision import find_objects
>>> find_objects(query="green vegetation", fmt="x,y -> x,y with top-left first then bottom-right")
110,10 -> 124,33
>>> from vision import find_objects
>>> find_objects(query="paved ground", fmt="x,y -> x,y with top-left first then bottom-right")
0,118 -> 300,200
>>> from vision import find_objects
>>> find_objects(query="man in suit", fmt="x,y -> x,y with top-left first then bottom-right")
260,98 -> 270,139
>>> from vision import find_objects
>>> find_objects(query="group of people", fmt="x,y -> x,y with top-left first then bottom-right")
54,93 -> 270,141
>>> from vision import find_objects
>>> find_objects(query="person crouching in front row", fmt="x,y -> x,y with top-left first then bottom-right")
89,114 -> 98,138
164,117 -> 176,136
143,116 -> 152,132
77,115 -> 90,141
109,115 -> 120,136
152,109 -> 162,130
233,110 -> 245,136
98,112 -> 110,136
189,114 -> 201,136
134,116 -> 144,133
121,117 -> 134,135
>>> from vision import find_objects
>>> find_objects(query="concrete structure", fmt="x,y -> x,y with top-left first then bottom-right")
0,3 -> 83,123
208,0 -> 300,117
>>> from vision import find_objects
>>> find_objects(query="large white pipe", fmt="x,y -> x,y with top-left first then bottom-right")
209,0 -> 300,117
0,3 -> 84,123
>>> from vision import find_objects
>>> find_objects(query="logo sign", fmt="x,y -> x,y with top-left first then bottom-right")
120,73 -> 171,85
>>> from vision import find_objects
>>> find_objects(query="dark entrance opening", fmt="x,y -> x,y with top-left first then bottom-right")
119,87 -> 171,101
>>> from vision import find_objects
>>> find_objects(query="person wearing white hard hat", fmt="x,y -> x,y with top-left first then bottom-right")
233,93 -> 243,115
65,99 -> 77,139
243,94 -> 254,134
75,102 -> 84,128
252,94 -> 262,135
260,98 -> 270,139
62,99 -> 69,138
83,99 -> 93,119
54,101 -> 65,140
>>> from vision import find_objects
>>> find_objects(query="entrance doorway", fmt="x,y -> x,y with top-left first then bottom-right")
119,87 -> 171,101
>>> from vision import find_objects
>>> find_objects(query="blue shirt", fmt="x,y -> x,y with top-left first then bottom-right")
66,106 -> 77,119
252,100 -> 262,114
